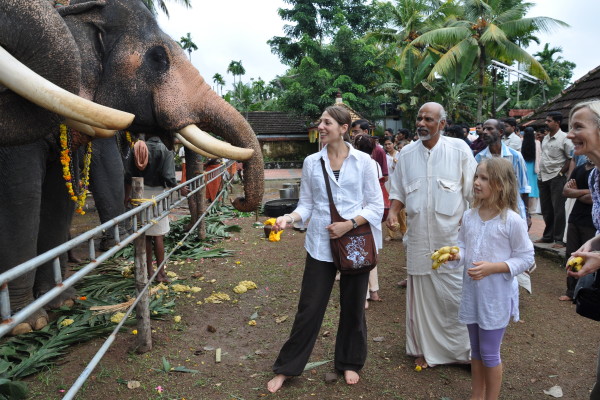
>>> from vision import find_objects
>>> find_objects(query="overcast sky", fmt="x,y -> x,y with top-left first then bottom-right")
157,0 -> 597,93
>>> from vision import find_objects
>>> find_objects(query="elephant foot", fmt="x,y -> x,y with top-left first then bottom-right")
10,309 -> 48,335
38,287 -> 77,310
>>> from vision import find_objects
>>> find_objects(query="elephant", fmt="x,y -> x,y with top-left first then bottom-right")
0,0 -> 264,334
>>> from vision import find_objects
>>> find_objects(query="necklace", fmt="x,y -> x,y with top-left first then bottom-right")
59,125 -> 92,215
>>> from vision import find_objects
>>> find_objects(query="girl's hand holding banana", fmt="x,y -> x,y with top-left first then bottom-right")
431,246 -> 460,269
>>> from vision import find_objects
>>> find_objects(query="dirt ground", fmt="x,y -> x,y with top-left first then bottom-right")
23,180 -> 600,400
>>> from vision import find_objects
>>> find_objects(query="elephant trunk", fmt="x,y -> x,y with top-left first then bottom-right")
193,83 -> 263,212
155,58 -> 263,212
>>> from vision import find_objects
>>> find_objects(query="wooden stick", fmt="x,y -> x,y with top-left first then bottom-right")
132,177 -> 152,353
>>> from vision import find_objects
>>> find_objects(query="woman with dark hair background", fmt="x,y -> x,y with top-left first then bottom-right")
521,127 -> 541,213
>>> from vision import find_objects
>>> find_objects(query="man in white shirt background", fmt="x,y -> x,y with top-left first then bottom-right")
535,111 -> 574,248
387,102 -> 477,369
502,117 -> 522,151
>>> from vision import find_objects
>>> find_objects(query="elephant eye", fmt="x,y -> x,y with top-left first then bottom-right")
145,46 -> 169,73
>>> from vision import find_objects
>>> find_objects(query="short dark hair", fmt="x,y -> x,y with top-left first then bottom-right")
547,111 -> 563,124
351,119 -> 370,130
384,128 -> 394,134
382,135 -> 393,144
445,125 -> 464,139
503,117 -> 518,128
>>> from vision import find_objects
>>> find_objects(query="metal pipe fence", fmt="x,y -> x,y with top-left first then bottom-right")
0,159 -> 238,399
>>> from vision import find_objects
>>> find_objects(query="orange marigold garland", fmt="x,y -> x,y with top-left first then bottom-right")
59,124 -> 92,215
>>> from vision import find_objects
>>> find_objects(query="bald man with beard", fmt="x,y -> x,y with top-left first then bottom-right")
387,102 -> 477,369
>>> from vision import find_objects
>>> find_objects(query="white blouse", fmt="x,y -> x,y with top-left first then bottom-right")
449,209 -> 534,330
293,142 -> 384,262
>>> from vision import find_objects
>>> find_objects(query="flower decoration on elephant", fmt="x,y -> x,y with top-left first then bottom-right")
59,124 -> 92,215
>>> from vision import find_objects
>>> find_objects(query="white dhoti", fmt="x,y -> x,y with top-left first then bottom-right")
405,271 -> 471,367
144,185 -> 170,236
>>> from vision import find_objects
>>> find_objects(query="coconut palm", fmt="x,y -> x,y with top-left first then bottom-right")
212,73 -> 226,96
141,0 -> 191,17
227,60 -> 246,101
179,33 -> 198,61
411,0 -> 568,120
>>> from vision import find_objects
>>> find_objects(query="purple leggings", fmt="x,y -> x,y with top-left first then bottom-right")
467,324 -> 506,367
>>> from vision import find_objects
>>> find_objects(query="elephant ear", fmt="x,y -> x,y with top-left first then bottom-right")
55,0 -> 107,17
0,0 -> 82,146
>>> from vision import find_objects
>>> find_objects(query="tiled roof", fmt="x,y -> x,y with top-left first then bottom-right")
245,112 -> 311,135
521,65 -> 600,127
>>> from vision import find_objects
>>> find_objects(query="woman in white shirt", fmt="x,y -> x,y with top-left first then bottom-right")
266,106 -> 383,393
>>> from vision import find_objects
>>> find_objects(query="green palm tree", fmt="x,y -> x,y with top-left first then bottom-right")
212,73 -> 226,96
411,0 -> 568,120
227,60 -> 246,101
179,33 -> 198,61
141,0 -> 191,17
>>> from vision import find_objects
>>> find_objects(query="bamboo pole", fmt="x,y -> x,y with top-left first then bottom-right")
132,177 -> 152,353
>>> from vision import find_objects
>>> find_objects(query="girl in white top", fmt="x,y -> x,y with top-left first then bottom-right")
446,157 -> 534,400
267,106 -> 383,393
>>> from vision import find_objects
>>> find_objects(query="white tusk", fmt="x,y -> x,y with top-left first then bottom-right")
64,119 -> 117,138
179,125 -> 254,161
64,119 -> 96,137
175,133 -> 218,159
0,45 -> 134,130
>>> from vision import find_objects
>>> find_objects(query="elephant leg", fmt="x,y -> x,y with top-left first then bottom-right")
88,137 -> 127,250
0,143 -> 50,334
35,155 -> 77,310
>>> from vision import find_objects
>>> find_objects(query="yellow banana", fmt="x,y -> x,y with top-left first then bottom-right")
450,246 -> 460,254
438,246 -> 452,254
568,256 -> 584,272
438,253 -> 451,263
432,261 -> 442,270
431,251 -> 440,260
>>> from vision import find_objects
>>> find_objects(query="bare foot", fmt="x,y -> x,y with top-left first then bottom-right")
369,290 -> 382,301
415,357 -> 428,369
558,295 -> 572,301
344,370 -> 360,385
267,374 -> 288,393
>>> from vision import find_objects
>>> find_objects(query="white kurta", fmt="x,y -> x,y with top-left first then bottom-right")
389,135 -> 477,366
451,209 -> 534,330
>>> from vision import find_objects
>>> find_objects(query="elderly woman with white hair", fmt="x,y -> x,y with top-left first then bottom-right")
564,99 -> 600,400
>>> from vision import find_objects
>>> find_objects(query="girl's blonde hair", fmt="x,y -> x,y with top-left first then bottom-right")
473,158 -> 519,215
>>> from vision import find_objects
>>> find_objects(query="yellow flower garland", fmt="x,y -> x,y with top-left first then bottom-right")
59,124 -> 92,215
125,131 -> 135,148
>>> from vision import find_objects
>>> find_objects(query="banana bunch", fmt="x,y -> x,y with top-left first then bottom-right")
568,256 -> 584,272
431,246 -> 460,270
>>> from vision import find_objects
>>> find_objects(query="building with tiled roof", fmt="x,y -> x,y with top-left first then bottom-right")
521,65 -> 600,128
244,111 -> 315,160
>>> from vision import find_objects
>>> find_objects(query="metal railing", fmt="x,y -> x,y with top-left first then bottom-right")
0,159 -> 238,399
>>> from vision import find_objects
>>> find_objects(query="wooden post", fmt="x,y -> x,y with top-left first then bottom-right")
198,162 -> 206,240
132,177 -> 152,353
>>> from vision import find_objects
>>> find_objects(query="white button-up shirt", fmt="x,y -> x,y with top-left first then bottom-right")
502,132 -> 522,151
294,143 -> 384,262
539,130 -> 573,181
389,135 -> 477,275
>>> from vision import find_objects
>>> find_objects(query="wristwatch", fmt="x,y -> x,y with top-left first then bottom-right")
350,218 -> 358,229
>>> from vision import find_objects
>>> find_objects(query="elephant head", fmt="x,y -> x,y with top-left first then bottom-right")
57,0 -> 264,211
0,0 -> 134,145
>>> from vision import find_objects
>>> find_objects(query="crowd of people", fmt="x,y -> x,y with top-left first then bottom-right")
265,99 -> 600,400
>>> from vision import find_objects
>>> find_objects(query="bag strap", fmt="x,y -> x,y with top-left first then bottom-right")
320,158 -> 345,223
